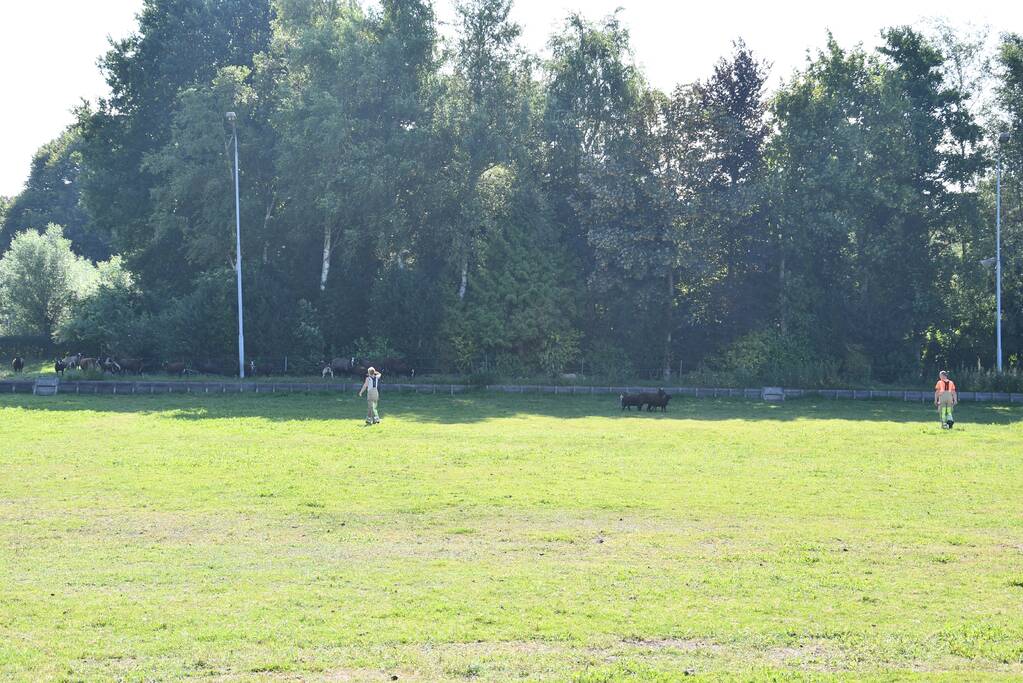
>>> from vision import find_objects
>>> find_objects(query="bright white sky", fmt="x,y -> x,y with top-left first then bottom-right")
1,0 -> 1020,197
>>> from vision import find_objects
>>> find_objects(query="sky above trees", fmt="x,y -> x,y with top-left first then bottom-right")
1,0 -> 1019,196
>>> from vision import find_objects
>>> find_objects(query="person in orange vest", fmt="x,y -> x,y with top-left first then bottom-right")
933,370 -> 958,429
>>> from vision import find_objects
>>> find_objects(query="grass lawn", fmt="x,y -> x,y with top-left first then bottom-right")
1,392 -> 1021,682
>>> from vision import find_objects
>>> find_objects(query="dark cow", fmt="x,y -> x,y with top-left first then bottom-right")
377,357 -> 414,377
327,356 -> 361,377
163,361 -> 187,376
11,357 -> 25,373
54,359 -> 66,376
620,393 -> 646,411
118,358 -> 145,375
645,389 -> 672,412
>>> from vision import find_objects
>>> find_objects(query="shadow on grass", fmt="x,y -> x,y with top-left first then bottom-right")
0,391 -> 1020,426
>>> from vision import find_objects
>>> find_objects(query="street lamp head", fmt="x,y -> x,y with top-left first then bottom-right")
226,111 -> 237,123
998,131 -> 1010,145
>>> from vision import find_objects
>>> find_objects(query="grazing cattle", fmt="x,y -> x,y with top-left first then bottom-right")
645,389 -> 672,412
101,357 -> 122,374
79,357 -> 100,371
118,358 -> 145,375
60,353 -> 82,370
54,359 -> 66,376
378,357 -> 413,378
620,393 -> 646,411
12,357 -> 25,373
163,361 -> 187,376
321,362 -> 335,380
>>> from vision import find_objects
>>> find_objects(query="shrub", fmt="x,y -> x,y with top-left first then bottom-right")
950,367 -> 1023,393
493,352 -> 530,379
352,336 -> 401,362
539,330 -> 581,378
583,341 -> 633,380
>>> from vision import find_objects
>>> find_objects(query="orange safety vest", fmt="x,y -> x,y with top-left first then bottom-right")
934,379 -> 956,394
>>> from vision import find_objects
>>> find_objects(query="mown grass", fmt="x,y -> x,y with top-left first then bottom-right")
1,392 -> 1022,681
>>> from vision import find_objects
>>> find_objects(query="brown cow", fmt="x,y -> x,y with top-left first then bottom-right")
11,357 -> 25,373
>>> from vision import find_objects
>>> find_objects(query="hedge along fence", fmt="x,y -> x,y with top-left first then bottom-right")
1,379 -> 1022,404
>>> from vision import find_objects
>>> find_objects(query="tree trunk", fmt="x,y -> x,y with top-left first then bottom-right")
458,257 -> 468,301
320,224 -> 332,292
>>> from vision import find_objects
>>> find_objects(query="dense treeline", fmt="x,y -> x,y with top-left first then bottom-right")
1,0 -> 1021,384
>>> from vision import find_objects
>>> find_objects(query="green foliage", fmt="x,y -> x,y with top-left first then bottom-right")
154,270 -> 237,361
951,367 -> 1023,393
539,329 -> 581,377
712,329 -> 841,388
583,341 -> 633,381
352,336 -> 401,361
0,225 -> 98,339
1,127 -> 108,261
56,257 -> 157,358
9,2 -> 1018,380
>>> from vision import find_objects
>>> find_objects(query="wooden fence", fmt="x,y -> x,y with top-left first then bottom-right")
1,379 -> 1021,403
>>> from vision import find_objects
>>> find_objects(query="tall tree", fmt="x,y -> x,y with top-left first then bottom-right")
77,0 -> 273,288
2,127 -> 108,261
0,225 -> 98,339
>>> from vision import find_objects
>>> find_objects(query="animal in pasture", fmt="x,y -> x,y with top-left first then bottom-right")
163,361 -> 187,376
11,357 -> 24,373
78,357 -> 100,371
644,389 -> 672,412
60,353 -> 82,370
54,359 -> 66,376
620,393 -> 646,411
101,357 -> 122,374
321,362 -> 335,379
117,358 -> 145,375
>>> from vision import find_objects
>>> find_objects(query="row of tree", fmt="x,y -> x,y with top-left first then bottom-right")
1,0 -> 1021,383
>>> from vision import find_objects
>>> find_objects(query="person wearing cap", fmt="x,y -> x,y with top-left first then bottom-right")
358,367 -> 383,425
933,370 -> 958,429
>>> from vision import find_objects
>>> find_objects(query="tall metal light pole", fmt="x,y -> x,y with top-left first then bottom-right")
227,111 -> 246,379
996,131 -> 1010,373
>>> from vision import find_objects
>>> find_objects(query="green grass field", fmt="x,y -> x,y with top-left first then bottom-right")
1,392 -> 1022,681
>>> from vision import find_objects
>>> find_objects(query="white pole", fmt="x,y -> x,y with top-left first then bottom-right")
231,116 -> 246,379
996,139 -> 1003,373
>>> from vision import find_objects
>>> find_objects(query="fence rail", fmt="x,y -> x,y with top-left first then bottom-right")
1,379 -> 1022,404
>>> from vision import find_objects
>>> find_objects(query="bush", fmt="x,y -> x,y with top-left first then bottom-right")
538,330 -> 581,378
583,341 -> 633,381
352,336 -> 401,361
57,258 -> 159,359
0,335 -> 57,359
949,367 -> 1023,393
467,371 -> 499,387
493,352 -> 531,379
711,329 -> 840,388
